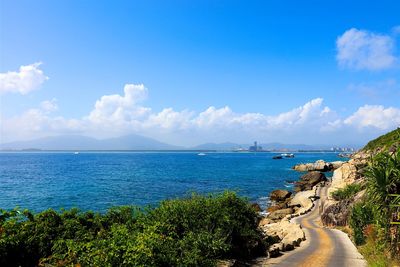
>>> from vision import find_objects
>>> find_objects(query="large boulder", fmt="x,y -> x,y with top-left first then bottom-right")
328,163 -> 358,198
262,219 -> 305,253
321,199 -> 353,226
270,189 -> 292,202
295,171 -> 326,191
322,188 -> 366,226
301,171 -> 327,183
267,203 -> 287,213
331,161 -> 345,170
267,208 -> 294,221
293,160 -> 345,172
288,189 -> 316,215
313,160 -> 332,172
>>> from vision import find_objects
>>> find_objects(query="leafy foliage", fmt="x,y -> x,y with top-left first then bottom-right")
364,149 -> 400,228
331,183 -> 363,201
349,148 -> 400,263
0,192 -> 266,267
349,202 -> 374,245
363,128 -> 400,152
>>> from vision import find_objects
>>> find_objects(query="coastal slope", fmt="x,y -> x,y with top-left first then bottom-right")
256,184 -> 366,266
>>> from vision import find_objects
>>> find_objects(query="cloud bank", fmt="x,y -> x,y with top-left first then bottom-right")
1,84 -> 399,146
336,28 -> 397,71
0,62 -> 49,94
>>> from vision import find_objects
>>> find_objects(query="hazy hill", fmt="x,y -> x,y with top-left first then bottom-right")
0,134 -> 182,150
363,128 -> 400,152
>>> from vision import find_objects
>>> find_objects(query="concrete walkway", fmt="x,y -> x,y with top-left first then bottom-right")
253,184 -> 366,267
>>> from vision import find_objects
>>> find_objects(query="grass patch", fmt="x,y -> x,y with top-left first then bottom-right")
331,183 -> 363,201
357,225 -> 399,267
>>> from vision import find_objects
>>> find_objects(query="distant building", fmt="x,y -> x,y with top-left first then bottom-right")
249,141 -> 263,152
330,147 -> 356,152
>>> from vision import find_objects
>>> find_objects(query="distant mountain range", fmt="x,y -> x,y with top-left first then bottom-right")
0,134 -> 345,151
0,134 -> 181,150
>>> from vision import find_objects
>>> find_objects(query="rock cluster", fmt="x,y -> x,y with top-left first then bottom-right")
261,219 -> 305,256
321,151 -> 369,226
259,187 -> 319,257
293,160 -> 345,172
294,171 -> 327,192
259,176 -> 323,258
266,190 -> 293,222
270,189 -> 292,202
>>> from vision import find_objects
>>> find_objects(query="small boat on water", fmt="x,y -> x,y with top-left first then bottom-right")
281,153 -> 295,158
197,153 -> 206,156
272,155 -> 283,159
74,152 -> 80,155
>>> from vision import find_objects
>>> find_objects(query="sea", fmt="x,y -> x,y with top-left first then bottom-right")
0,152 -> 341,213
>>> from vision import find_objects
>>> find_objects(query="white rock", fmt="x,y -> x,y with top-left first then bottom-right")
328,162 -> 357,199
289,189 -> 315,213
263,219 -> 305,252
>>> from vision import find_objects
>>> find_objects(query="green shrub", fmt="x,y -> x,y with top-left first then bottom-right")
349,148 -> 400,263
331,183 -> 363,201
349,202 -> 374,245
0,192 -> 266,267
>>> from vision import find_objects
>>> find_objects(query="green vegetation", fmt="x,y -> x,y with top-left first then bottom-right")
349,149 -> 400,266
358,224 -> 399,267
331,183 -> 363,201
363,128 -> 400,152
349,202 -> 374,245
0,192 -> 266,267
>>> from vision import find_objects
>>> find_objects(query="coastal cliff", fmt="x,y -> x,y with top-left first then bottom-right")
256,128 -> 400,266
320,128 -> 400,265
256,169 -> 328,258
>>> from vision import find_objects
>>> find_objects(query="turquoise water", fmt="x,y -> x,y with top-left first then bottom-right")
0,152 -> 340,212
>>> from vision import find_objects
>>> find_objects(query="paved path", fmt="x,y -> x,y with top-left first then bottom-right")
253,184 -> 366,267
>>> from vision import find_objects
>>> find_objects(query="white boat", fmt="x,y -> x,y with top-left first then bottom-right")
197,153 -> 206,156
74,152 -> 80,155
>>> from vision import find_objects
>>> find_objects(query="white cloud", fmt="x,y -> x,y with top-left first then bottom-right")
145,108 -> 194,130
87,83 -> 151,124
0,100 -> 82,142
40,98 -> 58,113
344,105 -> 400,130
0,62 -> 49,94
267,98 -> 332,127
336,28 -> 397,70
1,84 -> 400,145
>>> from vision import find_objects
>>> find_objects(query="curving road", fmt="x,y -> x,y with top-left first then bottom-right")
253,184 -> 367,267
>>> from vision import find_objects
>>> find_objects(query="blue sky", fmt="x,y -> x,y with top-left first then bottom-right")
1,0 -> 399,146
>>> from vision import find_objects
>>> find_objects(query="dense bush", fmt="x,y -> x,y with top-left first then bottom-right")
0,192 -> 266,267
331,183 -> 363,201
349,202 -> 374,245
349,148 -> 400,263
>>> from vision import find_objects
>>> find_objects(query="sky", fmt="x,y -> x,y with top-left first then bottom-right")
0,0 -> 399,147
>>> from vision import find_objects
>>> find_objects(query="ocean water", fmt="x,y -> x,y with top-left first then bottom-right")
0,152 -> 340,212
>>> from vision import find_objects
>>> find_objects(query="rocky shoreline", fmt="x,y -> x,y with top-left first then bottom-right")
257,153 -> 372,260
321,152 -> 370,226
218,155 -> 370,265
255,160 -> 336,258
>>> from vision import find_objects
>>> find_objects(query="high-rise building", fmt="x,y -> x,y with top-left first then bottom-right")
249,141 -> 262,152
